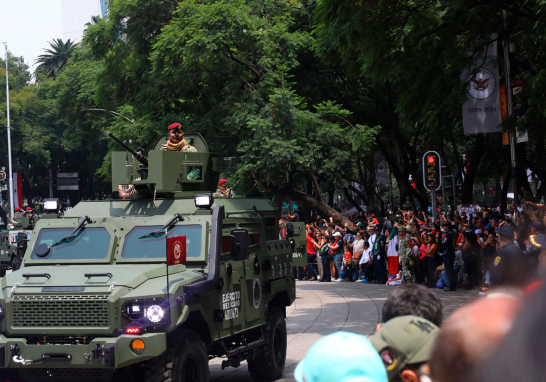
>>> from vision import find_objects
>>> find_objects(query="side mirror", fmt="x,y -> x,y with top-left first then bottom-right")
230,229 -> 249,261
17,233 -> 28,257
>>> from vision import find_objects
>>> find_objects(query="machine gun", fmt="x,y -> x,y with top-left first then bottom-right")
106,132 -> 149,167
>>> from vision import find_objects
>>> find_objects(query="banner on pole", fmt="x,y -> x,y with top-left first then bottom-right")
462,35 -> 502,134
167,235 -> 187,266
13,172 -> 22,209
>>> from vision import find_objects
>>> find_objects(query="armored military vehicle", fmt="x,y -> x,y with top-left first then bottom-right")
0,133 -> 306,382
0,210 -> 33,276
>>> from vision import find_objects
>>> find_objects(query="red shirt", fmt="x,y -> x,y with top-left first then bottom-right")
307,235 -> 315,254
372,218 -> 379,225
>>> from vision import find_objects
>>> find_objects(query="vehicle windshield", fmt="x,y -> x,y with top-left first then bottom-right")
31,227 -> 111,260
122,225 -> 202,259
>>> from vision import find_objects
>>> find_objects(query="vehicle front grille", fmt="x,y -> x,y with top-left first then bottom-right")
12,294 -> 110,328
19,368 -> 112,382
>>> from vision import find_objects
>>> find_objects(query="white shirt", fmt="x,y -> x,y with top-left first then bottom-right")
353,239 -> 365,254
360,248 -> 372,264
368,234 -> 377,249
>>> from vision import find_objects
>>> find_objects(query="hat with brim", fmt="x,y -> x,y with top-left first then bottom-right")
333,232 -> 342,237
374,225 -> 381,231
371,316 -> 439,380
295,332 -> 388,382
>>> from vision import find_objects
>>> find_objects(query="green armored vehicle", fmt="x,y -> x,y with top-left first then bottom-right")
0,211 -> 34,276
0,132 -> 304,382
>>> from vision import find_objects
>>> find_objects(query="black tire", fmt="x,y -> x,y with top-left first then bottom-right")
11,255 -> 20,272
145,329 -> 209,382
0,267 -> 5,277
248,305 -> 287,381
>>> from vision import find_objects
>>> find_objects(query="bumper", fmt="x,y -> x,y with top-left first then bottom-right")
0,333 -> 166,369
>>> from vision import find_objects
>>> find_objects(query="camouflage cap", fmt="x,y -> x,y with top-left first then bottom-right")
398,227 -> 406,232
371,316 -> 439,380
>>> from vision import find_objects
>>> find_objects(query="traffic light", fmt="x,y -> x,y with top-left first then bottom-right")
422,151 -> 442,191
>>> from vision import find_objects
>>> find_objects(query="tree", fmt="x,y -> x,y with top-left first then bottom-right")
85,15 -> 102,27
35,39 -> 77,79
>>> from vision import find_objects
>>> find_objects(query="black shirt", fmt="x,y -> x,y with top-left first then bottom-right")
490,242 -> 530,287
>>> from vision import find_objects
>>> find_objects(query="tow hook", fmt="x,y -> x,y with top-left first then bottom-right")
91,344 -> 102,362
10,344 -> 71,365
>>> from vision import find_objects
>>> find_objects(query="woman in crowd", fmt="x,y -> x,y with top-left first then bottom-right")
424,233 -> 439,288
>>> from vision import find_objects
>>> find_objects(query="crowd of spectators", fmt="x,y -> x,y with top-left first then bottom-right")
295,282 -> 546,382
292,199 -> 546,293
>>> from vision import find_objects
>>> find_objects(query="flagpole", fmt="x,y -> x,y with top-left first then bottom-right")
165,228 -> 170,315
3,43 -> 14,218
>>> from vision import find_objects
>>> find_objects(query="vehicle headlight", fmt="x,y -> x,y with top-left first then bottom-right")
122,298 -> 169,329
146,305 -> 164,323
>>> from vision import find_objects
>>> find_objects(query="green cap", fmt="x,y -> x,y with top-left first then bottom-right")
357,222 -> 365,228
398,227 -> 406,232
371,316 -> 439,380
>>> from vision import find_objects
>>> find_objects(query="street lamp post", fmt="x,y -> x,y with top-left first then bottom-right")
3,43 -> 14,218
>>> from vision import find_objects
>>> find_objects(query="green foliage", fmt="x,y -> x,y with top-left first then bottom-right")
35,39 -> 77,79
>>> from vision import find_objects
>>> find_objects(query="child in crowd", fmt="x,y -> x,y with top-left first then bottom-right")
356,241 -> 374,283
387,270 -> 404,286
339,245 -> 355,282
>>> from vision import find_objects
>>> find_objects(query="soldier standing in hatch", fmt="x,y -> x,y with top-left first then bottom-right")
162,123 -> 197,153
213,179 -> 235,198
162,122 -> 201,180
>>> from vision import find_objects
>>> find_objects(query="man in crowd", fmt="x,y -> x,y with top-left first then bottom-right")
306,230 -> 319,281
429,295 -> 521,382
372,316 -> 440,382
380,284 -> 444,327
374,226 -> 388,284
490,225 -> 530,288
438,222 -> 456,291
295,332 -> 388,382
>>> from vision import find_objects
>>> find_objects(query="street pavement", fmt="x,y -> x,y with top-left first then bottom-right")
209,280 -> 478,381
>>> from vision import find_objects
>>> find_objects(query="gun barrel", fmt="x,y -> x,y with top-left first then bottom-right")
106,132 -> 149,166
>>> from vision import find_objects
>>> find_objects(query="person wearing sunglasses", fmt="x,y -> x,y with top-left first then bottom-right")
372,316 -> 439,382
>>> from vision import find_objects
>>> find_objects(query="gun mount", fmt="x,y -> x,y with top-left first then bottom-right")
107,132 -> 149,167
111,133 -> 237,197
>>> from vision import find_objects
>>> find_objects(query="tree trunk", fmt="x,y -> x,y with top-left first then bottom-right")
501,170 -> 512,214
492,179 -> 502,207
343,188 -> 363,214
462,134 -> 486,204
271,186 -> 354,229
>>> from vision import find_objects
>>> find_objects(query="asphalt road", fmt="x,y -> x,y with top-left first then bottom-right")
3,269 -> 477,382
209,280 -> 478,381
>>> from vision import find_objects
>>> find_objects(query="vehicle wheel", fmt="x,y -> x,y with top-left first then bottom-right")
11,255 -> 20,272
145,329 -> 209,382
248,305 -> 287,381
0,268 -> 5,277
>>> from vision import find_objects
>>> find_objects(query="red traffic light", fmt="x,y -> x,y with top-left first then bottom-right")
427,156 -> 435,164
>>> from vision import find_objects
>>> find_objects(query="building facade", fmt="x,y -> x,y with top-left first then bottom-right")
61,0 -> 108,43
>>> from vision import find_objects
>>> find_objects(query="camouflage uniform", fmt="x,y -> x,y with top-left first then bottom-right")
399,234 -> 412,281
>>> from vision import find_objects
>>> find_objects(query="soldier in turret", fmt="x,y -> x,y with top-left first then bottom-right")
213,179 -> 235,198
162,123 -> 197,153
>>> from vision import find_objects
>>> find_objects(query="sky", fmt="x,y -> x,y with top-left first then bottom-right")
0,0 -> 63,72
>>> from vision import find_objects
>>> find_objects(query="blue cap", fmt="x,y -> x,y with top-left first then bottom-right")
294,332 -> 388,382
498,225 -> 514,238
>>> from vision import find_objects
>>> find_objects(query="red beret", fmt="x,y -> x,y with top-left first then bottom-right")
168,123 -> 183,130
15,207 -> 20,212
219,179 -> 227,185
26,207 -> 32,211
